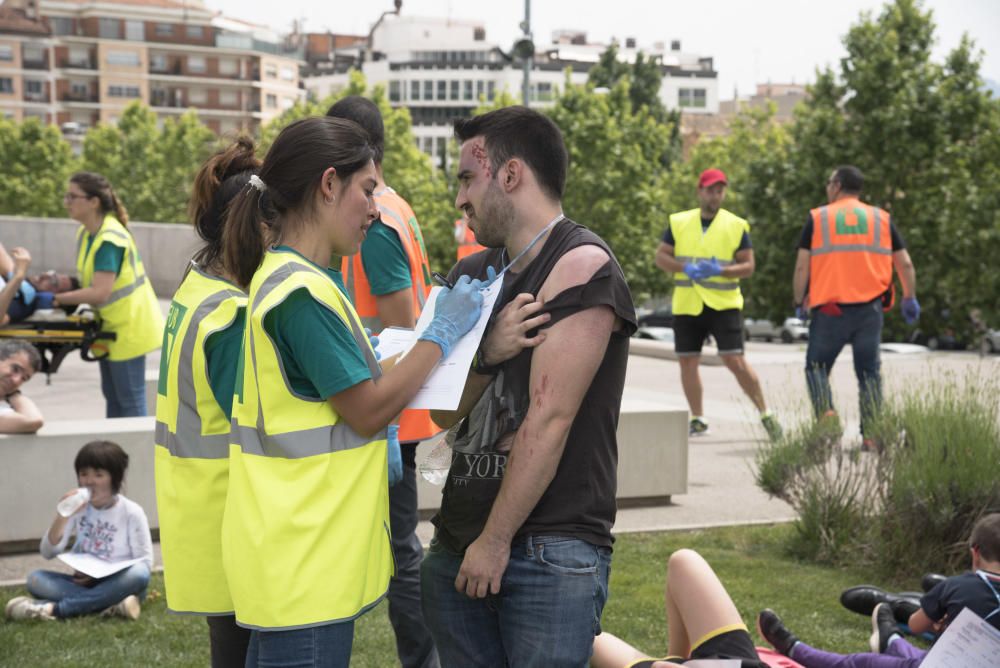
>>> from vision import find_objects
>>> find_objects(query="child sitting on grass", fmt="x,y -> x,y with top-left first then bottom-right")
5,440 -> 153,621
758,512 -> 1000,667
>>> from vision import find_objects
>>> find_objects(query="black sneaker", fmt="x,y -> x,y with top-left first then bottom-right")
921,573 -> 946,592
757,609 -> 799,657
870,603 -> 898,653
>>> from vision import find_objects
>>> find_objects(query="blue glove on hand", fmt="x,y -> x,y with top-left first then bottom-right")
901,296 -> 920,325
696,257 -> 722,278
484,265 -> 498,286
387,424 -> 403,487
419,275 -> 485,357
683,262 -> 704,280
795,304 -> 809,321
34,291 -> 55,310
364,327 -> 381,360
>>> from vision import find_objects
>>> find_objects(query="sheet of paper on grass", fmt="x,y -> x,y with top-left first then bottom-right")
57,552 -> 145,579
377,280 -> 501,411
920,607 -> 1000,668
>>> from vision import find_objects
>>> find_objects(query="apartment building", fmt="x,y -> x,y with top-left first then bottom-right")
0,0 -> 304,135
304,13 -> 718,164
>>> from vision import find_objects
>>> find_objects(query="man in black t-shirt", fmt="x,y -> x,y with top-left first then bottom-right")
422,106 -> 637,667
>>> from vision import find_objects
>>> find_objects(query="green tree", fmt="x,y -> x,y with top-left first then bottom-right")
747,0 -> 1000,337
0,117 -> 78,217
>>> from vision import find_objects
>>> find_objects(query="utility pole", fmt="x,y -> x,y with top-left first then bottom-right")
521,0 -> 531,105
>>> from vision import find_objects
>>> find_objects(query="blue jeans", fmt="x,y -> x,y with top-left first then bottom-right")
245,621 -> 354,668
805,301 -> 883,436
99,355 -> 147,418
26,562 -> 150,618
421,535 -> 611,668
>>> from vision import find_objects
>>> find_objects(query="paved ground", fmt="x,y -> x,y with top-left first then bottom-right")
2,334 -> 995,585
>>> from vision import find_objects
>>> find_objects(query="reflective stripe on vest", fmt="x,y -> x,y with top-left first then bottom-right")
223,250 -> 392,630
669,208 -> 747,316
154,264 -> 246,614
76,215 -> 164,360
807,198 -> 893,307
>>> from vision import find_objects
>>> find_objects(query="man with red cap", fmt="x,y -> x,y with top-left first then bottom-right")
655,168 -> 781,439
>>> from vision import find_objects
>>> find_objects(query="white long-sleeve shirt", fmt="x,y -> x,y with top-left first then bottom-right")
40,494 -> 153,569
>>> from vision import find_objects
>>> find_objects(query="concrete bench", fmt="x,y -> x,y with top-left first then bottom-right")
0,397 -> 687,550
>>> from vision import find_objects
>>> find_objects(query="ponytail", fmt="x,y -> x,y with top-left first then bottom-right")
190,136 -> 260,274
69,172 -> 129,227
222,180 -> 268,290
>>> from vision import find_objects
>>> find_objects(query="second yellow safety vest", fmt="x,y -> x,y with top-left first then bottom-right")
154,263 -> 247,614
222,249 -> 393,630
669,208 -> 748,316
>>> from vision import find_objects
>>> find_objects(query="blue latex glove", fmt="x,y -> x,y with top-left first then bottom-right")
901,296 -> 920,325
683,262 -> 705,281
34,291 -> 55,310
419,275 -> 484,357
695,257 -> 722,278
386,424 -> 403,486
795,304 -> 809,321
484,265 -> 498,286
364,327 -> 381,360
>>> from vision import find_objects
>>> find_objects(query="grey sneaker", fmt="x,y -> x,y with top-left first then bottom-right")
102,594 -> 141,621
5,596 -> 55,621
870,603 -> 898,653
689,417 -> 709,436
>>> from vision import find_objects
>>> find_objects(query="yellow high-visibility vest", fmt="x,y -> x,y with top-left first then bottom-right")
155,263 -> 246,615
669,207 -> 748,315
222,249 -> 392,630
75,214 -> 164,359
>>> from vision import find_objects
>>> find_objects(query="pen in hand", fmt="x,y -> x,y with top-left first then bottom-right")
432,272 -> 454,289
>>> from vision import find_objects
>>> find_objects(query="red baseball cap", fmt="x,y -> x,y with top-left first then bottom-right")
698,168 -> 728,188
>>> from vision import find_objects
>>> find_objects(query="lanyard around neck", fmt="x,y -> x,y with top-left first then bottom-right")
976,570 -> 1000,621
498,213 -> 564,280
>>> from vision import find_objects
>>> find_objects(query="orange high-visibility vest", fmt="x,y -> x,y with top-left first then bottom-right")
456,219 -> 486,260
808,197 -> 893,308
341,187 -> 441,443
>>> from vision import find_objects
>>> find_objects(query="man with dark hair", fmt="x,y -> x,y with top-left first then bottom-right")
0,339 -> 43,433
423,106 -> 637,666
793,165 -> 919,450
326,95 -> 441,668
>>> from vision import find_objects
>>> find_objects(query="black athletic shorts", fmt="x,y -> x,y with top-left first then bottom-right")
673,306 -> 744,356
627,628 -> 766,667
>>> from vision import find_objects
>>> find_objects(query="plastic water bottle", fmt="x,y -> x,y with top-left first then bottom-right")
419,437 -> 452,486
56,488 -> 90,517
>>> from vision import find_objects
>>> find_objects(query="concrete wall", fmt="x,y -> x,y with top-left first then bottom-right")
0,216 -> 199,297
0,399 -> 688,548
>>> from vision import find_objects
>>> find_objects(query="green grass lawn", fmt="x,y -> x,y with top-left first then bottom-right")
0,523 -> 925,667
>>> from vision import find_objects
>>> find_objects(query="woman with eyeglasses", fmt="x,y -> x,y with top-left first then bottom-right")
53,172 -> 164,417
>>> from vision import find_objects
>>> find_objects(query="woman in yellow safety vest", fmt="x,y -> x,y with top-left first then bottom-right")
53,172 -> 164,417
154,138 -> 260,667
219,117 -> 485,665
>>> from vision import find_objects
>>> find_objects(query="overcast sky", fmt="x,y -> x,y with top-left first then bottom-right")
209,0 -> 998,98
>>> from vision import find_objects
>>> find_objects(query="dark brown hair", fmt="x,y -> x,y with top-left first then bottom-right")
970,513 -> 1000,562
222,117 -> 374,288
326,96 -> 385,164
188,136 -> 260,274
69,172 -> 129,226
74,440 -> 129,494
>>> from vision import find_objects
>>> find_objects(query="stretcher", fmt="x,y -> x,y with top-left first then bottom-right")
0,311 -> 115,382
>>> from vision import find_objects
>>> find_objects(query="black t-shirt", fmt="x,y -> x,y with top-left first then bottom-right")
921,570 -> 1000,632
798,214 -> 905,250
433,218 -> 637,554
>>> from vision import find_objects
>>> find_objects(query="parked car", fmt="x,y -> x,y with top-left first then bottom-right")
633,326 -> 674,343
638,306 -> 674,328
984,329 -> 1000,354
744,317 -> 808,343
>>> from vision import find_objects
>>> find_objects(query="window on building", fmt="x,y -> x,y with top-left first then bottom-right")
437,80 -> 446,101
422,137 -> 433,153
678,87 -> 707,108
487,81 -> 495,101
389,80 -> 401,102
219,89 -> 238,107
125,20 -> 143,41
475,80 -> 484,100
108,85 -> 140,98
282,97 -> 294,110
99,18 -> 120,40
0,46 -> 13,62
188,56 -> 206,73
23,44 -> 44,62
106,51 -> 140,67
70,82 -> 89,97
150,53 -> 167,71
26,80 -> 43,94
280,66 -> 295,81
155,23 -> 173,36
218,58 -> 237,76
410,80 -> 420,101
435,136 -> 447,157
264,63 -> 277,79
266,93 -> 277,108
449,80 -> 459,100
0,78 -> 13,94
463,80 -> 473,101
186,25 -> 204,39
188,88 -> 207,104
423,80 -> 433,100
50,17 -> 74,36
536,82 -> 553,102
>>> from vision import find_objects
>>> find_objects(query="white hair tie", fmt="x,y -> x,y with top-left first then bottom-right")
248,174 -> 267,192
